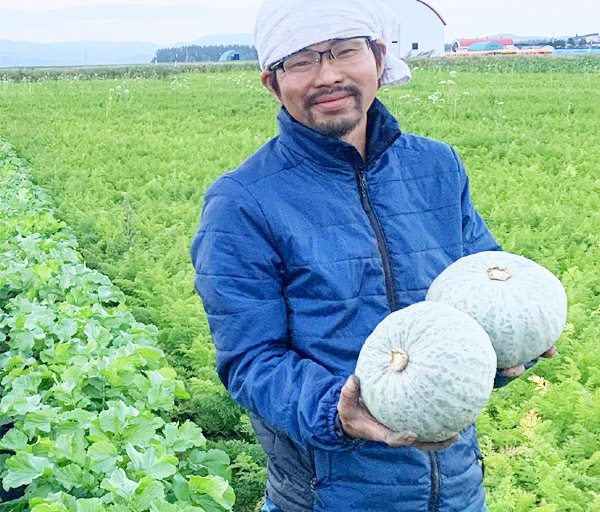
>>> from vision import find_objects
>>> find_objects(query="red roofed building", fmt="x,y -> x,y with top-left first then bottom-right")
451,37 -> 515,52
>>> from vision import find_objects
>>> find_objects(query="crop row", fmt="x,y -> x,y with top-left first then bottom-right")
0,139 -> 236,512
410,54 -> 600,74
0,62 -> 260,84
3,55 -> 599,85
0,61 -> 599,511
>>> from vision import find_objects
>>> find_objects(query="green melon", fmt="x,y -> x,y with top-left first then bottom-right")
426,251 -> 567,368
355,301 -> 496,443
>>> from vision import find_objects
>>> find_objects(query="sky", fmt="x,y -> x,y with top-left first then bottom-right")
0,0 -> 598,46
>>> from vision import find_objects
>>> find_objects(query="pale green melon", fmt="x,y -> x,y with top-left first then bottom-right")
355,301 -> 496,443
426,251 -> 567,368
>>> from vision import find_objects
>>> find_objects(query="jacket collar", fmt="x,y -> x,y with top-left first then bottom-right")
276,98 -> 402,171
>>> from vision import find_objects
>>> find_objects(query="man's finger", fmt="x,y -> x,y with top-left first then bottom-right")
352,419 -> 414,446
541,345 -> 557,358
500,364 -> 526,378
413,434 -> 460,452
385,431 -> 418,447
339,375 -> 360,404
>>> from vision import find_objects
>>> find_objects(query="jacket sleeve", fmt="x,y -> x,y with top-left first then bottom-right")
451,147 -> 502,256
191,175 -> 349,451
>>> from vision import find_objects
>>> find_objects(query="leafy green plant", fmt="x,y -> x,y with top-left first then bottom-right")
1,56 -> 599,511
0,141 -> 235,511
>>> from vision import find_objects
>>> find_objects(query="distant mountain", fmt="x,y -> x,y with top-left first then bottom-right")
0,40 -> 159,68
486,34 -> 566,43
173,33 -> 254,48
0,34 -> 257,68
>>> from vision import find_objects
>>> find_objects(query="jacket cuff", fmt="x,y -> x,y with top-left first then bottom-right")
494,358 -> 539,388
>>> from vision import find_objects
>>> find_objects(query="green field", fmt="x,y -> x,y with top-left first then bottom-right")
1,56 -> 600,511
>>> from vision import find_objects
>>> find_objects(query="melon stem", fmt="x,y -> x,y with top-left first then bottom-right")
390,349 -> 409,372
487,266 -> 512,281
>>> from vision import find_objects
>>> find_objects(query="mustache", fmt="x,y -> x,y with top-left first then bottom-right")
305,85 -> 361,107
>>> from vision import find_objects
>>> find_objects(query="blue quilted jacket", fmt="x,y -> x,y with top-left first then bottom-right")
191,99 -> 501,512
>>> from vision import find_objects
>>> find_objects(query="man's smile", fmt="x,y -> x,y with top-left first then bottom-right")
307,86 -> 361,116
312,93 -> 354,112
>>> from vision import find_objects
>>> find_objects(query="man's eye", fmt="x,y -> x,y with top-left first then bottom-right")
287,59 -> 313,69
337,48 -> 359,58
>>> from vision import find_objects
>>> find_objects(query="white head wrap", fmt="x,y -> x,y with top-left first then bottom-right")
254,0 -> 411,86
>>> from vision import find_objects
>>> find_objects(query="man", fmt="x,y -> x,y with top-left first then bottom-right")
191,1 -> 555,511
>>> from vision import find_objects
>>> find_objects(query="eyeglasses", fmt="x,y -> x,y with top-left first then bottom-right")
269,37 -> 372,75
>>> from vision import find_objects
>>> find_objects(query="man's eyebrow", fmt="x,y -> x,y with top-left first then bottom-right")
302,38 -> 345,51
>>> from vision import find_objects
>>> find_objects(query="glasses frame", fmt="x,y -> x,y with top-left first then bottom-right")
268,37 -> 372,73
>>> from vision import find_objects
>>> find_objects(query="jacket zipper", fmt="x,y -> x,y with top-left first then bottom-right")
354,166 -> 399,312
310,477 -> 325,507
428,452 -> 441,512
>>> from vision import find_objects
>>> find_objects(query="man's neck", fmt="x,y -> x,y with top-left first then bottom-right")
341,117 -> 368,160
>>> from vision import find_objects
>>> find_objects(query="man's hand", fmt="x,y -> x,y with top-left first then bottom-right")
337,375 -> 459,451
500,345 -> 558,378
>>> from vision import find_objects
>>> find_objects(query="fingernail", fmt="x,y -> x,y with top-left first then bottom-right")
390,432 -> 417,445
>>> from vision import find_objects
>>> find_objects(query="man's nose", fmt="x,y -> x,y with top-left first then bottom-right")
313,55 -> 344,86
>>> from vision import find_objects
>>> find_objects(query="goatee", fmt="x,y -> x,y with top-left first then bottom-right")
304,85 -> 363,139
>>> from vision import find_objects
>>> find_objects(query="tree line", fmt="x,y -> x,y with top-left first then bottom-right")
154,44 -> 258,63
518,37 -> 594,49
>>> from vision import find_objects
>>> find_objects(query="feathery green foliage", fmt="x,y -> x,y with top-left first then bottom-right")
0,55 -> 599,511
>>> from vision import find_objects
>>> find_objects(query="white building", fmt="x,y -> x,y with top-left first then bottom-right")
379,0 -> 446,57
575,33 -> 600,44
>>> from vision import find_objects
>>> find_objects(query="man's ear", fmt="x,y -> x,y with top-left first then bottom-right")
261,69 -> 283,104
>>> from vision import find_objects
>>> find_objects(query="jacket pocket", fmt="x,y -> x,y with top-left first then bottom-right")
251,414 -> 316,511
310,448 -> 331,486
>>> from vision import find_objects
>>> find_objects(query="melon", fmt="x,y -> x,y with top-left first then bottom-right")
426,251 -> 567,368
355,301 -> 496,442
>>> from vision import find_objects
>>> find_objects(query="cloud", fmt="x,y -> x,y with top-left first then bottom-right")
2,0 -> 598,45
1,0 -> 262,10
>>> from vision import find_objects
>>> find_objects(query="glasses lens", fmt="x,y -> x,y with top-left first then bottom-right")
283,51 -> 319,73
332,38 -> 369,61
281,38 -> 369,74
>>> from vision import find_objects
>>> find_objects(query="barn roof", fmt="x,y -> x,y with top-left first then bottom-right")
415,0 -> 447,25
218,50 -> 243,61
469,41 -> 504,51
455,37 -> 514,46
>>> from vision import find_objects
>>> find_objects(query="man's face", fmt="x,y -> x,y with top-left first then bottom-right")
262,38 -> 385,140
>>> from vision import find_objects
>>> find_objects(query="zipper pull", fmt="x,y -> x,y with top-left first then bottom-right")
310,477 -> 325,507
358,172 -> 371,212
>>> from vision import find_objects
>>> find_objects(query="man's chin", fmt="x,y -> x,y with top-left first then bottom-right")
309,113 -> 361,139
314,122 -> 358,139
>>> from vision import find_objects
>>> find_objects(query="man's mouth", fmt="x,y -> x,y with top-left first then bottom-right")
311,92 -> 354,111
314,92 -> 351,104
307,86 -> 360,111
